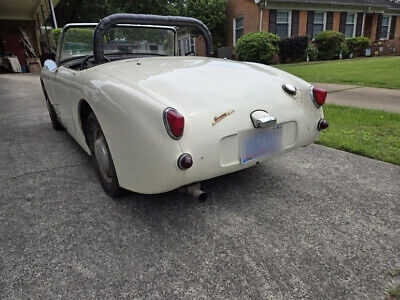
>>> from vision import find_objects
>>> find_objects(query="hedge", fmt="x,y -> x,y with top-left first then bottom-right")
279,36 -> 309,63
235,32 -> 280,64
314,30 -> 346,60
346,37 -> 371,57
305,46 -> 318,61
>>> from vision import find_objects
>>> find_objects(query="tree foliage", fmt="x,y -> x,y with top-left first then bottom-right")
55,0 -> 178,25
55,0 -> 226,48
185,0 -> 226,47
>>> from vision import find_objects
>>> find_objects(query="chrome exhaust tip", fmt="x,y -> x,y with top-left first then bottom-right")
179,182 -> 208,201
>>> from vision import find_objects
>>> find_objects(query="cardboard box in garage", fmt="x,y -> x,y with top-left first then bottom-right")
27,58 -> 42,73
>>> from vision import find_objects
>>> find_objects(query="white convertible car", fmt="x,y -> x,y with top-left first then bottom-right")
41,13 -> 328,199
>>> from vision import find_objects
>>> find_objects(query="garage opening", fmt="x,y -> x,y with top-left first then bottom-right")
0,0 -> 60,73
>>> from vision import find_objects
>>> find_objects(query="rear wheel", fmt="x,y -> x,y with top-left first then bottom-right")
40,80 -> 63,131
86,112 -> 123,197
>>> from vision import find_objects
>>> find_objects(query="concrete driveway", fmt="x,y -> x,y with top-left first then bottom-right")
0,74 -> 399,298
312,82 -> 400,113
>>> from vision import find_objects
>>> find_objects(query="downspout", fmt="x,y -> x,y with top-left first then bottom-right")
258,0 -> 267,31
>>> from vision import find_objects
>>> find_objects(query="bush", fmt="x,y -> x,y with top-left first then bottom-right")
305,46 -> 318,61
235,32 -> 280,64
339,44 -> 350,59
279,36 -> 309,63
314,30 -> 345,60
346,37 -> 370,57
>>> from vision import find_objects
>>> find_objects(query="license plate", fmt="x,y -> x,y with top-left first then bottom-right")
239,125 -> 282,164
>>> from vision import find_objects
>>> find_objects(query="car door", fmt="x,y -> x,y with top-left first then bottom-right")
51,66 -> 75,134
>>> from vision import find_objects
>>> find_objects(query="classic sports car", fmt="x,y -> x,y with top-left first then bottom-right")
41,14 -> 328,199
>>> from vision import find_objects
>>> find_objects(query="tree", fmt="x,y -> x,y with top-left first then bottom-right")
186,0 -> 226,48
55,0 -> 178,26
55,0 -> 226,48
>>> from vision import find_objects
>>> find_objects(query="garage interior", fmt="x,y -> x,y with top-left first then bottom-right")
0,0 -> 60,73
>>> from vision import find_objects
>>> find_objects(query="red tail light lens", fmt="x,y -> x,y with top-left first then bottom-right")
178,153 -> 193,170
311,87 -> 328,107
163,108 -> 184,139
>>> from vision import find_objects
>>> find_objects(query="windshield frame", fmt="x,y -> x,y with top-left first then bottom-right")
56,23 -> 177,65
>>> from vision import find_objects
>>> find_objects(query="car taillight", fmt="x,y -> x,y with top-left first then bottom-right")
177,153 -> 193,170
163,107 -> 184,139
311,86 -> 327,107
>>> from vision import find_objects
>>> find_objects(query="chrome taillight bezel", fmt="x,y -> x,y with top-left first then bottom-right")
310,86 -> 320,108
163,107 -> 184,140
310,86 -> 328,108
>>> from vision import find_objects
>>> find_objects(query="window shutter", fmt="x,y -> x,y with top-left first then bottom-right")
306,11 -> 314,37
269,9 -> 277,34
326,12 -> 334,30
339,12 -> 347,34
355,13 -> 363,36
291,10 -> 299,37
376,13 -> 383,40
389,16 -> 397,39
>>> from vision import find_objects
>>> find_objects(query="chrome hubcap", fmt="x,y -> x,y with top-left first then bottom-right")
94,136 -> 111,182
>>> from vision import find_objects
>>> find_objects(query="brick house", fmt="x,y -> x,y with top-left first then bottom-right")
225,0 -> 400,57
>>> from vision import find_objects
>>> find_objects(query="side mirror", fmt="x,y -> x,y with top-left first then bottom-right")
44,59 -> 57,72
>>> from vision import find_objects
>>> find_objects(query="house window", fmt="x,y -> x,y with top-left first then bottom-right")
345,13 -> 357,38
313,12 -> 326,38
380,16 -> 391,40
234,16 -> 244,45
276,11 -> 291,39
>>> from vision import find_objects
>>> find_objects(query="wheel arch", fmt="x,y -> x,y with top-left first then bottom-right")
78,98 -> 94,151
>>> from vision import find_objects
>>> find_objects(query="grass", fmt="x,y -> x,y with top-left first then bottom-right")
276,56 -> 400,89
386,286 -> 400,299
316,104 -> 400,165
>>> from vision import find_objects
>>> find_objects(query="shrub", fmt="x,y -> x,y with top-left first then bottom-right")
337,44 -> 350,59
305,46 -> 318,61
314,30 -> 345,60
279,36 -> 309,63
235,32 -> 280,64
346,37 -> 370,57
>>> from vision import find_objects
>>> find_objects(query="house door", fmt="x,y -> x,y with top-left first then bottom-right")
1,32 -> 26,66
364,14 -> 374,40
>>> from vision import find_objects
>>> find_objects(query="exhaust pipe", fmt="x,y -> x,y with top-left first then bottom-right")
179,183 -> 208,201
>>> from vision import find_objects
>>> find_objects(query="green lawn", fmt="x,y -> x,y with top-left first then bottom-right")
276,57 -> 400,89
316,104 -> 400,165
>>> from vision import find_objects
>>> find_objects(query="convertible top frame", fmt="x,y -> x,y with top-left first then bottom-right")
93,13 -> 214,64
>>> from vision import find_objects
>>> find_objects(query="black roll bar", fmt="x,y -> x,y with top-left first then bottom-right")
93,13 -> 214,64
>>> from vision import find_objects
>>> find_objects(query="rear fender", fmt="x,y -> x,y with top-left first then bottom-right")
82,74 -> 185,193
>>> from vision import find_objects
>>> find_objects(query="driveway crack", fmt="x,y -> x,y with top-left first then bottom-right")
7,162 -> 89,180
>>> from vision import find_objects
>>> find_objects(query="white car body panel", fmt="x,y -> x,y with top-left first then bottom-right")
41,56 -> 323,194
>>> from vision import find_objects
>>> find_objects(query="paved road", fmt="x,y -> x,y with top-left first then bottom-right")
312,82 -> 400,113
1,74 -> 399,298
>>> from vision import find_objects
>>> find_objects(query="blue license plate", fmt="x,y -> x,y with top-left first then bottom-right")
239,125 -> 282,164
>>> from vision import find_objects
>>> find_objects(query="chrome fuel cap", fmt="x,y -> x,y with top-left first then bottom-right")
282,83 -> 297,95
